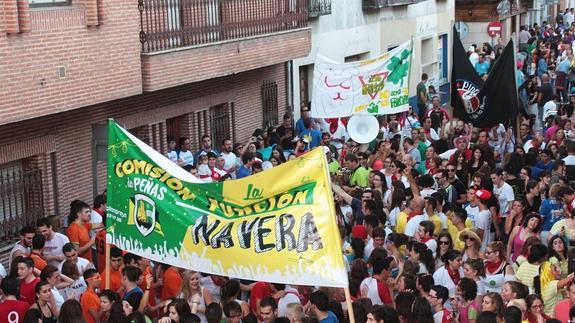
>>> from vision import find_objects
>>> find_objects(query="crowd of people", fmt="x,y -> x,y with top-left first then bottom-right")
6,17 -> 575,323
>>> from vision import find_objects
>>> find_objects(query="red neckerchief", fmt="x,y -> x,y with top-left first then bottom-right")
95,208 -> 105,216
446,265 -> 461,285
407,211 -> 421,222
485,260 -> 503,274
421,236 -> 434,243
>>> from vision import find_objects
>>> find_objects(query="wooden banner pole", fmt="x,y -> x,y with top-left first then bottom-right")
104,242 -> 111,289
344,287 -> 355,323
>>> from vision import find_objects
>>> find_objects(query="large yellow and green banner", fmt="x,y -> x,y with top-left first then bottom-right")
106,120 -> 348,287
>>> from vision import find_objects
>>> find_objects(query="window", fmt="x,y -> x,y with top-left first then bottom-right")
29,0 -> 70,6
262,81 -> 279,129
437,34 -> 448,84
0,161 -> 44,243
344,52 -> 370,63
299,65 -> 310,109
209,103 -> 233,149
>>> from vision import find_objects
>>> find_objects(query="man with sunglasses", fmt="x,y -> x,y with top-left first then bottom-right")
446,163 -> 467,206
295,106 -> 311,136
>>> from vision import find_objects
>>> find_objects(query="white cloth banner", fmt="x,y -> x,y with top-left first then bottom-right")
311,40 -> 412,118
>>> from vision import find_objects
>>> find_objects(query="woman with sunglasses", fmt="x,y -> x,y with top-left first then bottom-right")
507,212 -> 542,263
482,241 -> 515,294
460,229 -> 484,261
435,230 -> 453,270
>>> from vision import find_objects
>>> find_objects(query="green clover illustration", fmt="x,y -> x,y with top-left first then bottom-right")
386,49 -> 411,86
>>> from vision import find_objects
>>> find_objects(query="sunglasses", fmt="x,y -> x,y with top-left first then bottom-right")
465,236 -> 476,241
439,240 -> 450,245
447,169 -> 456,172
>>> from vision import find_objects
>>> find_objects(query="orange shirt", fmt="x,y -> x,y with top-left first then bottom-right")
95,229 -> 107,272
100,267 -> 122,293
81,288 -> 100,323
67,222 -> 93,261
27,251 -> 47,271
160,267 -> 182,301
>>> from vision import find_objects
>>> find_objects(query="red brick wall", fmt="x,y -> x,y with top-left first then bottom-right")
0,0 -> 143,126
0,64 -> 286,216
141,28 -> 310,91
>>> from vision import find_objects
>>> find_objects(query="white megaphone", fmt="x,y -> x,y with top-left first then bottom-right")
347,114 -> 380,144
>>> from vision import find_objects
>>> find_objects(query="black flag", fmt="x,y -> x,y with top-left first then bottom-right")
451,26 -> 519,128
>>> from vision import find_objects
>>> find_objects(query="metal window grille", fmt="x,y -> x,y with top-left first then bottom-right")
209,103 -> 233,148
0,164 -> 44,244
261,80 -> 279,129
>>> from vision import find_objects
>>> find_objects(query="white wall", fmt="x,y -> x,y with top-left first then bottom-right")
291,0 -> 455,120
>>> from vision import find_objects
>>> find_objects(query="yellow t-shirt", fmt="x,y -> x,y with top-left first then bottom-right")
428,213 -> 443,236
447,218 -> 473,251
396,212 -> 408,235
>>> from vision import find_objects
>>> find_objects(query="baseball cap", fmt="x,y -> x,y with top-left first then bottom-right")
475,189 -> 492,200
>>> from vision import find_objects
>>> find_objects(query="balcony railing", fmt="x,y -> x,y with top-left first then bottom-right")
362,0 -> 425,10
309,0 -> 331,17
139,0 -> 309,53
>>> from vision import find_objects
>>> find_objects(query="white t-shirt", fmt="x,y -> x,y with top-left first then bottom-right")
61,278 -> 87,301
475,210 -> 492,251
433,266 -> 463,296
543,101 -> 558,120
51,286 -> 65,310
404,214 -> 428,237
166,150 -> 178,163
178,150 -> 194,166
330,121 -> 348,150
58,257 -> 93,275
425,239 -> 438,255
465,204 -> 479,227
420,188 -> 437,198
277,286 -> 300,317
563,155 -> 575,166
9,243 -> 29,270
89,210 -> 103,238
221,152 -> 237,174
43,232 -> 70,267
493,182 -> 515,216
429,128 -> 440,141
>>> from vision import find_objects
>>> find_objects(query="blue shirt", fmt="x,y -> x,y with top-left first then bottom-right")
536,160 -> 555,173
123,287 -> 143,300
539,198 -> 565,231
557,59 -> 571,73
320,311 -> 338,323
299,128 -> 322,148
295,118 -> 306,136
236,166 -> 251,179
475,61 -> 490,76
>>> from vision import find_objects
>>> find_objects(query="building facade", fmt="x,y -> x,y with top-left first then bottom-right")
0,0 -> 311,259
292,0 -> 455,117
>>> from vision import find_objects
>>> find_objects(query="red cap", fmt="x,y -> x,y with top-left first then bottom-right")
351,225 -> 367,240
475,189 -> 492,200
372,160 -> 384,171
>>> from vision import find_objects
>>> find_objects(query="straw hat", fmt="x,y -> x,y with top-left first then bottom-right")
459,229 -> 481,243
